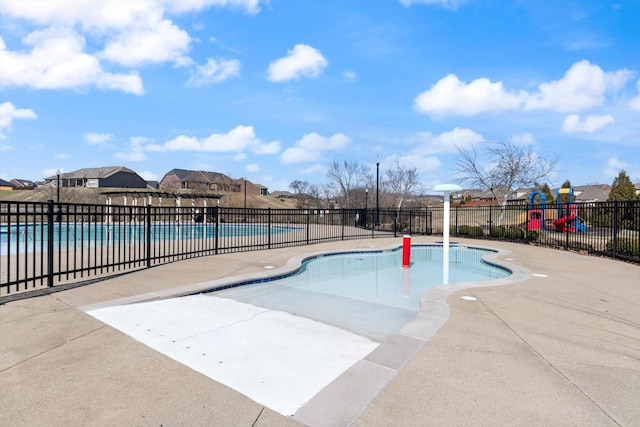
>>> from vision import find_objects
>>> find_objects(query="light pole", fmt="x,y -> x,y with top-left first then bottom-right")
243,176 -> 247,222
56,169 -> 60,205
365,188 -> 368,229
375,157 -> 380,226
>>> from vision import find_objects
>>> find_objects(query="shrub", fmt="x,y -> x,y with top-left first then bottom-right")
503,227 -> 525,239
490,226 -> 504,237
605,238 -> 640,256
457,225 -> 484,236
526,230 -> 540,241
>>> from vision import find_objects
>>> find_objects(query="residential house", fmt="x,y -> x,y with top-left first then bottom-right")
572,184 -> 611,202
43,166 -> 148,189
10,179 -> 37,190
0,178 -> 15,191
159,169 -> 267,195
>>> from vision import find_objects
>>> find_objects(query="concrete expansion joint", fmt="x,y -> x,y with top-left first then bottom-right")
180,308 -> 270,341
0,324 -> 106,374
476,296 -> 623,426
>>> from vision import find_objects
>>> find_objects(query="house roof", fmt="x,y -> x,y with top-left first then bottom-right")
574,184 -> 611,202
45,166 -> 137,180
164,169 -> 228,183
0,178 -> 15,187
10,179 -> 36,188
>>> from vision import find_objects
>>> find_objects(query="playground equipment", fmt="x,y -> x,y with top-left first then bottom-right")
527,191 -> 546,231
552,187 -> 586,233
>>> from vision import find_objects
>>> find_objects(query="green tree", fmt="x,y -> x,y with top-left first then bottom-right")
558,180 -> 572,204
540,183 -> 555,204
608,170 -> 637,201
531,182 -> 554,204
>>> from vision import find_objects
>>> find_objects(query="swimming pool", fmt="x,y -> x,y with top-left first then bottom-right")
210,245 -> 510,341
0,222 -> 298,254
85,242 -> 519,417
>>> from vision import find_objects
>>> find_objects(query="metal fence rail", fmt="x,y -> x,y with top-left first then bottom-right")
1,201 -> 414,296
1,199 -> 638,297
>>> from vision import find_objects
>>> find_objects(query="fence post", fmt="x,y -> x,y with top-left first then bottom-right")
409,212 -> 413,235
394,213 -> 397,238
454,206 -> 459,236
613,200 -> 619,256
371,211 -> 375,238
488,205 -> 493,236
46,200 -> 55,287
306,210 -> 310,245
341,209 -> 345,240
146,204 -> 151,268
214,206 -> 219,255
268,208 -> 272,250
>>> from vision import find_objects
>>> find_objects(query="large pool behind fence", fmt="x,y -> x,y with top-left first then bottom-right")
0,222 -> 299,254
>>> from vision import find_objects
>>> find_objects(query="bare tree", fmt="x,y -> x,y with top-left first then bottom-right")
289,179 -> 310,208
308,184 -> 322,209
384,160 -> 421,210
326,160 -> 372,208
455,138 -> 557,224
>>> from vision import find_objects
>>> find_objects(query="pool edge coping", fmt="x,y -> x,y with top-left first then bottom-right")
78,242 -> 533,426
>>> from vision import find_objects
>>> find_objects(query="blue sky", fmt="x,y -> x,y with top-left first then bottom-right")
0,0 -> 639,193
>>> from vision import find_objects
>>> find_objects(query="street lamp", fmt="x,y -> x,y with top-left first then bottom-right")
365,188 -> 368,229
56,169 -> 60,205
375,157 -> 380,226
55,169 -> 61,222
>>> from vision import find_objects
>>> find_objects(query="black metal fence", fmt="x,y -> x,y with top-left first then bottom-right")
1,199 -> 638,297
445,200 -> 640,264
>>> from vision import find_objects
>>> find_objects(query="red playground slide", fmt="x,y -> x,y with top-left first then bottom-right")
553,215 -> 576,232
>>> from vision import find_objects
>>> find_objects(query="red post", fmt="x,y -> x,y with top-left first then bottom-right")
402,235 -> 411,269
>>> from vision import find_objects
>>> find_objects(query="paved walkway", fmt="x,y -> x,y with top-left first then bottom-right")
1,237 -> 638,426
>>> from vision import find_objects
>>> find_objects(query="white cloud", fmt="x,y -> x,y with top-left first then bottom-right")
138,170 -> 158,181
414,74 -> 524,117
343,70 -> 358,82
562,114 -> 614,133
246,163 -> 260,173
0,0 -> 261,94
414,60 -> 633,117
145,125 -> 280,155
186,58 -> 241,87
0,0 -> 261,28
511,133 -> 537,146
408,127 -> 484,155
399,0 -> 467,10
630,80 -> 640,112
0,102 -> 38,138
281,132 -> 350,164
0,31 -> 144,94
83,132 -> 113,146
525,60 -> 633,112
385,153 -> 441,174
267,44 -> 328,82
115,151 -> 148,162
603,157 -> 629,179
99,18 -> 191,67
42,168 -> 64,178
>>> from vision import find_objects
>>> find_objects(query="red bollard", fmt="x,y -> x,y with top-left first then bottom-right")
402,235 -> 411,269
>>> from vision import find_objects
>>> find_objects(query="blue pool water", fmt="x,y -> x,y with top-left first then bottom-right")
0,223 -> 297,254
211,245 -> 510,341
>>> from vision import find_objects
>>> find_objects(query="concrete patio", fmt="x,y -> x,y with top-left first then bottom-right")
1,236 -> 638,426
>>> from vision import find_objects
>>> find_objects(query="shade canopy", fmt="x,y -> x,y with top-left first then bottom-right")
432,183 -> 462,192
